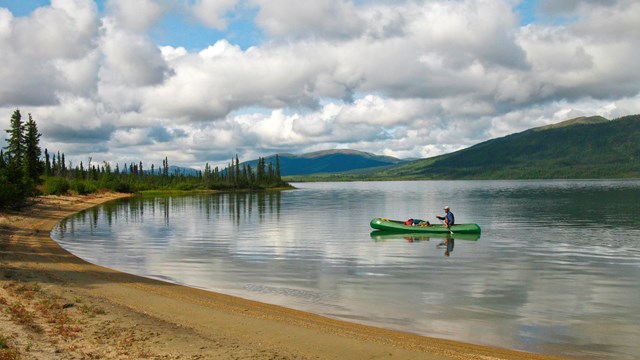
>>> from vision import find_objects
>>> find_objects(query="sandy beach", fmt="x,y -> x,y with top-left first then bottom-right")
0,193 -> 565,359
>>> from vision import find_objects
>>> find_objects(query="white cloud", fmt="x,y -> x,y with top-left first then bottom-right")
0,0 -> 100,106
253,0 -> 364,39
106,0 -> 165,33
515,1 -> 640,103
190,0 -> 238,29
99,18 -> 170,87
0,0 -> 638,168
0,9 -> 12,38
54,50 -> 101,96
12,0 -> 98,58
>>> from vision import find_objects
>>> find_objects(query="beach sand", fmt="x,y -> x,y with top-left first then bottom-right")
0,193 -> 565,359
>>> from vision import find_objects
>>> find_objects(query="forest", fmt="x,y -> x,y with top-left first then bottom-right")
1,110 -> 289,209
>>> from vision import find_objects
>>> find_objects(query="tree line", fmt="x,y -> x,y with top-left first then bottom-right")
1,110 -> 289,209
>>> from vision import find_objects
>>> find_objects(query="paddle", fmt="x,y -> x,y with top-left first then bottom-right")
437,218 -> 454,235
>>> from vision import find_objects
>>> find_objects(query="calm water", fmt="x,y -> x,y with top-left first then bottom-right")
51,180 -> 640,359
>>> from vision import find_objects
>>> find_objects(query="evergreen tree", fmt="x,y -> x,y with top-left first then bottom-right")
61,153 -> 66,177
257,157 -> 266,182
268,162 -> 274,182
23,113 -> 42,184
57,151 -> 62,176
163,157 -> 169,177
1,110 -> 28,206
4,110 -> 25,183
235,155 -> 240,186
44,148 -> 51,176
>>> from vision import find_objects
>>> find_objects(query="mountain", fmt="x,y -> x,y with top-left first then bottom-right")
243,149 -> 406,176
532,115 -> 609,131
168,165 -> 200,176
366,114 -> 640,179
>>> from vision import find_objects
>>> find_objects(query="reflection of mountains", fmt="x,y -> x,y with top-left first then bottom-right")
370,230 -> 480,242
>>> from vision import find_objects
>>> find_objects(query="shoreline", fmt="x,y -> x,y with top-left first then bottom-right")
0,193 -> 564,359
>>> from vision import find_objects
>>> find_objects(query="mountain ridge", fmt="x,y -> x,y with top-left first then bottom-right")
364,114 -> 640,179
242,150 -> 406,176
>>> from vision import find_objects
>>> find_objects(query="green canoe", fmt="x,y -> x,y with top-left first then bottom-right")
370,217 -> 481,234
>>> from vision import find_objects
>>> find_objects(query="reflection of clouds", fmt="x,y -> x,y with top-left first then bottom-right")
50,181 -> 640,359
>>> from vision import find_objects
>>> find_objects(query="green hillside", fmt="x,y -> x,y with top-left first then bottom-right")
371,114 -> 640,179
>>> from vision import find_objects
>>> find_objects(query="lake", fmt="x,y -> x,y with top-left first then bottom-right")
50,180 -> 640,359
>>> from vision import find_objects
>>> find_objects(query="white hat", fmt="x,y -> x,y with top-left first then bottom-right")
444,206 -> 450,210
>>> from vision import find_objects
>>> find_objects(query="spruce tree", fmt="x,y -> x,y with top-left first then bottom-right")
2,110 -> 27,206
61,153 -> 66,176
257,157 -> 265,182
235,155 -> 240,186
44,148 -> 51,176
4,109 -> 25,184
24,113 -> 42,184
275,155 -> 281,181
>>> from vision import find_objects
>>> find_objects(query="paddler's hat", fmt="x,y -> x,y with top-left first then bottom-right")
444,206 -> 450,210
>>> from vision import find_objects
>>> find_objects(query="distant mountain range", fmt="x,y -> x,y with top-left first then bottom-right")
153,150 -> 406,177
242,149 -> 406,176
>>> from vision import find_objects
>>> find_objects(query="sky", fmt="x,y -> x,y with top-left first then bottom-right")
0,0 -> 638,169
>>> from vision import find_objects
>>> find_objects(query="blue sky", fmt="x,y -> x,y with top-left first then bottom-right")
0,0 -> 259,49
0,0 -> 638,168
155,4 -> 261,50
0,0 -> 50,16
0,0 -> 541,49
516,0 -> 538,25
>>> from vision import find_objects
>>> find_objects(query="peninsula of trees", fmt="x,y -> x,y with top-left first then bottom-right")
1,110 -> 289,209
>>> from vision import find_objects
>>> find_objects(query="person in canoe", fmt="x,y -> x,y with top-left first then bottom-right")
436,206 -> 454,228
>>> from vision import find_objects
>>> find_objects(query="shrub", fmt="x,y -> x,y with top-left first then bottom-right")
70,180 -> 98,195
43,177 -> 69,195
175,182 -> 197,191
112,181 -> 134,193
0,178 -> 25,209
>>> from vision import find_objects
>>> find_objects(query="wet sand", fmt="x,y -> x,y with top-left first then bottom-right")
0,193 -> 565,359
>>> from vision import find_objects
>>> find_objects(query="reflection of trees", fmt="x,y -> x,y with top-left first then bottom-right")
122,191 -> 281,226
54,192 -> 285,238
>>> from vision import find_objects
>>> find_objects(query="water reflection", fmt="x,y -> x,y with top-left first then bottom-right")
56,192 -> 283,237
369,231 -> 478,257
370,231 -> 480,242
51,180 -> 640,360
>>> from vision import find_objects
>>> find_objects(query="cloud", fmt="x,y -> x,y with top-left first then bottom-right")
537,0 -> 620,14
252,0 -> 364,39
409,1 -> 528,70
99,18 -> 171,87
190,0 -> 239,29
515,1 -> 640,103
0,0 -> 639,169
0,0 -> 100,106
141,40 -> 340,121
106,0 -> 166,33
